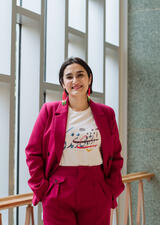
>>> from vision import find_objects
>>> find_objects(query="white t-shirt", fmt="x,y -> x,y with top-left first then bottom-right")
59,106 -> 103,166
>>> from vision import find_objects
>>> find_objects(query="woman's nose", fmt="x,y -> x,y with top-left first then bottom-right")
72,76 -> 78,83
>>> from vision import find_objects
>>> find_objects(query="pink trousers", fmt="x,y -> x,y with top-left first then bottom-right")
42,165 -> 112,225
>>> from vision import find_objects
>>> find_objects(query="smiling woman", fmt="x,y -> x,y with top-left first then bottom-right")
25,57 -> 125,225
59,57 -> 93,111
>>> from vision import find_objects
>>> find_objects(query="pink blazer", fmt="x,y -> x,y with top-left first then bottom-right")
25,98 -> 125,208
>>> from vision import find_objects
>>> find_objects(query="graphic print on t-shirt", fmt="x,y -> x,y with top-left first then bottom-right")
63,127 -> 100,152
59,106 -> 102,166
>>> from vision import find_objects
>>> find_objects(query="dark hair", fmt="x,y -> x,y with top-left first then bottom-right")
59,57 -> 93,94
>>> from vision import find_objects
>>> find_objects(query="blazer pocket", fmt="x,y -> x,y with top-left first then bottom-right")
42,176 -> 65,201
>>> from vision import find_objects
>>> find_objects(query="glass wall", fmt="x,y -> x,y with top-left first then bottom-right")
68,33 -> 85,60
106,0 -> 119,46
18,22 -> 40,225
0,0 -> 12,75
0,83 -> 10,225
88,0 -> 104,93
68,0 -> 86,32
46,0 -> 65,85
17,0 -> 41,14
105,47 -> 119,120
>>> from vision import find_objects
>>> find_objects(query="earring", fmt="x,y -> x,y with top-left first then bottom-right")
62,90 -> 67,105
87,87 -> 91,102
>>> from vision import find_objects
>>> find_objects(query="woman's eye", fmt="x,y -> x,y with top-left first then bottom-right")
78,74 -> 83,77
66,76 -> 72,79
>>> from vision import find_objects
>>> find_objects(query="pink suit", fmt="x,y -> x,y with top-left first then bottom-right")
25,98 -> 125,224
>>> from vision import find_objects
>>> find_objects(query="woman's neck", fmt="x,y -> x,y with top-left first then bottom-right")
68,95 -> 89,111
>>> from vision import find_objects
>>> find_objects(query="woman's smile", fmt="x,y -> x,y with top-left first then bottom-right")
72,85 -> 83,90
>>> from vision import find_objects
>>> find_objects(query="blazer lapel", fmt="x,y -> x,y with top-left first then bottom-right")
53,99 -> 69,163
89,99 -> 113,165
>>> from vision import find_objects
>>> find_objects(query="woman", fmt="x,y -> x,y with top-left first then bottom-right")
25,57 -> 125,225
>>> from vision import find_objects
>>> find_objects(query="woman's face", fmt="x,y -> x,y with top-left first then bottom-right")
62,63 -> 92,98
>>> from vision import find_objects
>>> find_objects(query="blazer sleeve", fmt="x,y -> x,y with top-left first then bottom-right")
106,108 -> 125,208
25,103 -> 49,203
